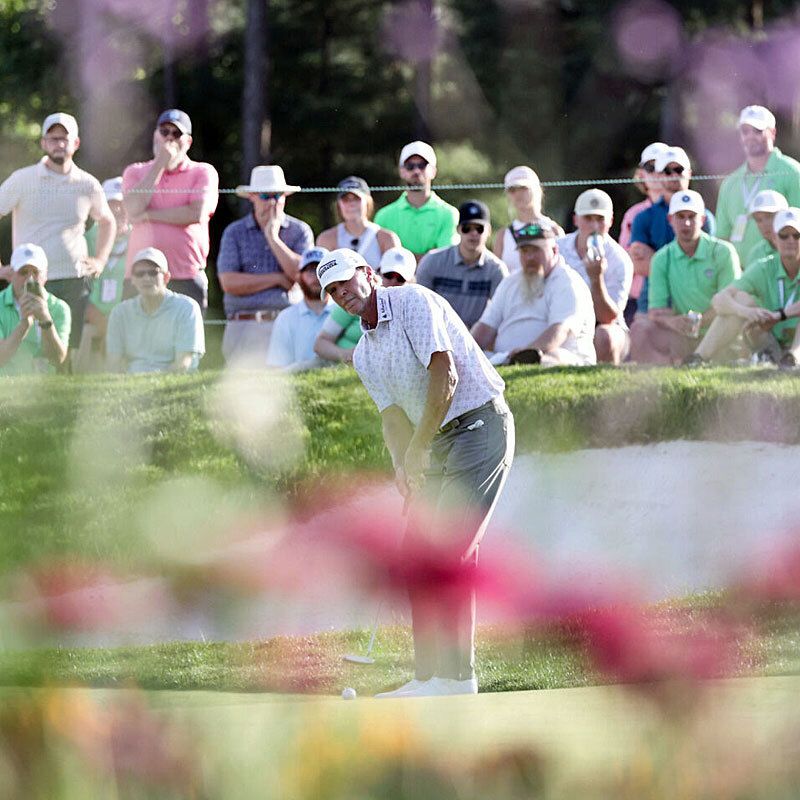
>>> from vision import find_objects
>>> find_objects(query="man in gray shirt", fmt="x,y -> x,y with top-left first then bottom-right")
416,200 -> 508,328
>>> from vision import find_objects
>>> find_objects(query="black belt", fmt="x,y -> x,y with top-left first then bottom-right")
439,397 -> 507,434
227,309 -> 281,322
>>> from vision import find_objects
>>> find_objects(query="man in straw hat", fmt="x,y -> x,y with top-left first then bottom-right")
123,109 -> 219,310
217,165 -> 313,365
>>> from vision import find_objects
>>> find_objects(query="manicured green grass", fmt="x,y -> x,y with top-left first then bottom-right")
2,598 -> 797,694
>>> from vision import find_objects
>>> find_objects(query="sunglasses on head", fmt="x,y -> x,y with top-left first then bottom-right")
382,272 -> 406,283
460,223 -> 485,234
259,192 -> 283,201
403,160 -> 427,172
778,231 -> 800,240
641,162 -> 657,173
663,165 -> 685,176
132,267 -> 162,278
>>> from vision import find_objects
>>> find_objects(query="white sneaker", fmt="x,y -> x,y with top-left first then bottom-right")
374,679 -> 430,698
425,676 -> 479,696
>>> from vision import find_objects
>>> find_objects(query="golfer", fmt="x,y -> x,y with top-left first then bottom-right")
317,248 -> 515,697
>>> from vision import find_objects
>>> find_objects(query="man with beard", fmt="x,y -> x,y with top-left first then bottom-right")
266,247 -> 332,372
123,109 -> 219,310
716,106 -> 800,265
0,112 -> 116,351
471,222 -> 596,366
317,247 -> 514,697
374,141 -> 458,262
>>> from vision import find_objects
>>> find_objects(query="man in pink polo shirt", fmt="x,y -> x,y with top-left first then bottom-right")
122,109 -> 219,310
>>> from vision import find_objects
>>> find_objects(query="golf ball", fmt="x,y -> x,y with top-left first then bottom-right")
341,687 -> 357,700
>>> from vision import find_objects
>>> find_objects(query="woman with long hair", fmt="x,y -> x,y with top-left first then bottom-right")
316,176 -> 399,266
493,166 -> 564,272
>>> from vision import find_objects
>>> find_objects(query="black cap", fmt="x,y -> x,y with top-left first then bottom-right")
458,200 -> 490,225
157,109 -> 192,135
513,222 -> 556,243
336,176 -> 370,198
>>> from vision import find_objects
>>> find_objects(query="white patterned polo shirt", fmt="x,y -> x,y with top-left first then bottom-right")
353,284 -> 504,428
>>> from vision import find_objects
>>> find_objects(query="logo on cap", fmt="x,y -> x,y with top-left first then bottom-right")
318,260 -> 337,277
682,194 -> 691,202
589,198 -> 599,208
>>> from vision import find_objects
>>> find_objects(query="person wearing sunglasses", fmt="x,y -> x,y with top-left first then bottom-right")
122,110 -> 218,312
377,246 -> 417,287
629,146 -> 716,318
373,141 -> 458,262
316,176 -> 399,267
105,247 -> 204,373
618,143 -> 668,323
217,165 -> 313,366
716,106 -> 800,267
416,200 -> 508,329
685,208 -> 800,368
630,191 -> 739,365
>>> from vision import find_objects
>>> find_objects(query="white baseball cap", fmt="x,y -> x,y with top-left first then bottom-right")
639,142 -> 668,165
668,190 -> 705,216
102,177 -> 124,202
773,208 -> 800,235
738,105 -> 776,131
750,190 -> 788,215
42,112 -> 79,139
132,247 -> 169,273
378,247 -> 416,281
503,165 -> 540,189
574,188 -> 613,220
655,146 -> 691,173
10,243 -> 48,272
317,248 -> 368,300
300,246 -> 330,270
399,141 -> 437,168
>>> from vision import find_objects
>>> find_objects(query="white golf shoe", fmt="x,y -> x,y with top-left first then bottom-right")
374,679 -> 430,698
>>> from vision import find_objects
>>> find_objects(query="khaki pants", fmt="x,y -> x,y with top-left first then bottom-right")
221,319 -> 275,367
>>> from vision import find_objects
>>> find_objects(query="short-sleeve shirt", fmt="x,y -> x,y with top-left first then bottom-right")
217,212 -> 313,316
715,148 -> 800,264
106,290 -> 205,373
744,237 -> 776,271
322,304 -> 362,349
734,252 -> 800,346
353,284 -> 504,428
630,196 -> 716,313
648,232 -> 740,316
0,158 -> 109,280
479,261 -> 596,363
86,226 -> 128,316
556,231 -> 633,327
415,245 -> 509,328
122,158 -> 219,280
374,192 -> 458,256
0,284 -> 71,375
266,300 -> 331,368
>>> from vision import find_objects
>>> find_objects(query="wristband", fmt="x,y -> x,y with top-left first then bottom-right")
779,309 -> 787,322
38,320 -> 53,330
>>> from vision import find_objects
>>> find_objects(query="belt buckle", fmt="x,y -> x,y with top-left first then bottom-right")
254,311 -> 264,323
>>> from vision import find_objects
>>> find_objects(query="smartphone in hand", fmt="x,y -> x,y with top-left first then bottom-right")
25,277 -> 43,297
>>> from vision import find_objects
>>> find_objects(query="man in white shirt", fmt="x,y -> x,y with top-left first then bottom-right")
317,248 -> 514,698
557,189 -> 633,364
472,222 -> 596,366
0,112 -> 115,349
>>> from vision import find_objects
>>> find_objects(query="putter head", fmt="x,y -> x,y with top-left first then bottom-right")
343,653 -> 375,665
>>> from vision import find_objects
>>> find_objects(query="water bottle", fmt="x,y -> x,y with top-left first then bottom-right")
587,232 -> 605,261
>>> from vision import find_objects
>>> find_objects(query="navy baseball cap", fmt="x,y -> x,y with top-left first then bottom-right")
459,200 -> 490,225
157,109 -> 192,135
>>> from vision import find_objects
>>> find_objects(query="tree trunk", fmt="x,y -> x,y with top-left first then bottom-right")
242,0 -> 270,183
413,0 -> 433,141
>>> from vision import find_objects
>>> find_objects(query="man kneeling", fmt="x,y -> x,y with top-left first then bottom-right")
106,247 -> 204,373
687,208 -> 800,368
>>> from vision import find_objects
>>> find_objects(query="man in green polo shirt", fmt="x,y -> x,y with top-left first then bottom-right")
743,189 -> 787,269
688,208 -> 800,367
630,190 -> 740,364
0,243 -> 70,375
374,140 -> 458,261
716,105 -> 800,265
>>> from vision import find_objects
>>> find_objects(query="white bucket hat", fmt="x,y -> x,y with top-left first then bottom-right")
236,165 -> 301,198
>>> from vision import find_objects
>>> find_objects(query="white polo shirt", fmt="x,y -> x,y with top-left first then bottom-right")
353,285 -> 504,428
479,260 -> 596,364
0,158 -> 109,280
556,231 -> 633,327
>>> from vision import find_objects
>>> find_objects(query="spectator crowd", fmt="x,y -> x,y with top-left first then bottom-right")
2,104 -> 800,375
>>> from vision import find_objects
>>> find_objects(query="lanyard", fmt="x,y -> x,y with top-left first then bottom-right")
741,171 -> 765,211
777,277 -> 798,309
